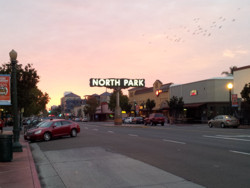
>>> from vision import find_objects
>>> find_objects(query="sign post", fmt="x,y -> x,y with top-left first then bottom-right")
90,78 -> 145,125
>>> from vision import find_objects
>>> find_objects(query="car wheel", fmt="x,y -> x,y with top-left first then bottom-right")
161,123 -> 164,126
71,129 -> 77,137
221,123 -> 225,128
208,122 -> 213,128
44,132 -> 51,141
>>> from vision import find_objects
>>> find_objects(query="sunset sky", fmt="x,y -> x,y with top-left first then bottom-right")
0,0 -> 250,109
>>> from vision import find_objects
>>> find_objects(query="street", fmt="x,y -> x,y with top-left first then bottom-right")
32,122 -> 250,188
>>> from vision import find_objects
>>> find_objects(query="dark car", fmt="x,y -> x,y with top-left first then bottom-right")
208,115 -> 240,128
24,119 -> 80,141
132,117 -> 144,124
144,113 -> 165,126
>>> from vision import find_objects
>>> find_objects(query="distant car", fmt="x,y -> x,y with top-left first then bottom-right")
144,113 -> 165,126
132,117 -> 144,124
208,115 -> 240,128
124,117 -> 133,124
24,119 -> 80,141
74,117 -> 81,122
82,117 -> 88,122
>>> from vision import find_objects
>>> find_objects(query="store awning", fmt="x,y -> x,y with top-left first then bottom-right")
184,103 -> 205,108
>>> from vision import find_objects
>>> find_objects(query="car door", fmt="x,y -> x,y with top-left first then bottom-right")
214,116 -> 221,127
61,120 -> 72,136
51,121 -> 63,137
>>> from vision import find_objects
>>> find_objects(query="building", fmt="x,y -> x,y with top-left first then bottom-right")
61,92 -> 82,116
72,99 -> 87,118
128,80 -> 173,117
170,77 -> 234,123
233,65 -> 250,100
233,65 -> 250,124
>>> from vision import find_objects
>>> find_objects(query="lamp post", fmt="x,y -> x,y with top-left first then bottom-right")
9,49 -> 22,152
227,83 -> 233,115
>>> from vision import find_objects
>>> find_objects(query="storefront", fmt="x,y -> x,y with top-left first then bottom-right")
128,80 -> 173,118
170,77 -> 234,123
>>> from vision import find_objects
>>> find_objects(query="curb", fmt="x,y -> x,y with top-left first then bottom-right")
25,140 -> 41,188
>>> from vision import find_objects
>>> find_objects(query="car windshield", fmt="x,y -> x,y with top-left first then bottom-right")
155,114 -> 164,117
38,121 -> 53,128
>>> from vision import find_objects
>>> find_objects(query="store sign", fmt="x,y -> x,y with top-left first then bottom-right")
155,89 -> 162,96
190,90 -> 198,96
90,78 -> 145,88
0,75 -> 11,105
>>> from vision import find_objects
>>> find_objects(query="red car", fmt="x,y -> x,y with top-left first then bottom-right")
24,119 -> 80,141
144,113 -> 165,126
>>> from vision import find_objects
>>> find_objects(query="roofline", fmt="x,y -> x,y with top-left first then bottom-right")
170,76 -> 233,87
234,65 -> 250,72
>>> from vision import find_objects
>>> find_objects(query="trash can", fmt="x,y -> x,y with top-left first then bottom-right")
0,134 -> 13,162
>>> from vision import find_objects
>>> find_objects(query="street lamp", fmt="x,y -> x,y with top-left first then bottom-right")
227,83 -> 233,115
9,49 -> 22,152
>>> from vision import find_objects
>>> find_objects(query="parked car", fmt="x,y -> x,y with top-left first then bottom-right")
82,117 -> 88,122
124,117 -> 133,124
144,113 -> 165,126
24,119 -> 80,142
208,115 -> 240,128
132,117 -> 144,124
74,117 -> 81,122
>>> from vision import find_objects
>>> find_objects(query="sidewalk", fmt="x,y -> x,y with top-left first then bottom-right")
0,128 -> 41,188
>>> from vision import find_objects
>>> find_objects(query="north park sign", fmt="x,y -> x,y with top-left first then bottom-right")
90,78 -> 145,88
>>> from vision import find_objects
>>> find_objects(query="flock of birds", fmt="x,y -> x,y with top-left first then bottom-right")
143,7 -> 242,45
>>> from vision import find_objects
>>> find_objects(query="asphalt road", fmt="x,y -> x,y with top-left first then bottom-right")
33,122 -> 250,188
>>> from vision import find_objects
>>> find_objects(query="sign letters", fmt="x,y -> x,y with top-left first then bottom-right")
90,78 -> 145,88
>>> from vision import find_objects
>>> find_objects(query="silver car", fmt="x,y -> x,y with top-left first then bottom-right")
208,115 -> 240,128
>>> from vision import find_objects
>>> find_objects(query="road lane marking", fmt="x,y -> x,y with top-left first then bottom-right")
230,150 -> 250,156
203,135 -> 250,142
128,134 -> 138,137
108,131 -> 114,134
84,127 -> 88,129
92,128 -> 99,131
162,139 -> 186,145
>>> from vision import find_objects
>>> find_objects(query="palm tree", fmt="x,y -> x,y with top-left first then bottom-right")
221,66 -> 237,76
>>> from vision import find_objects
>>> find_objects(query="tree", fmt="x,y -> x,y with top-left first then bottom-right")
0,62 -> 50,116
221,66 -> 237,76
84,96 -> 98,120
241,83 -> 250,103
108,90 -> 132,112
146,99 -> 155,115
167,96 -> 184,122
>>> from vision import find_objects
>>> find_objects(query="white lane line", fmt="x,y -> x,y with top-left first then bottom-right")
108,131 -> 114,134
128,134 -> 138,137
84,127 -> 88,129
203,135 -> 250,142
92,128 -> 99,131
163,139 -> 186,145
230,150 -> 250,156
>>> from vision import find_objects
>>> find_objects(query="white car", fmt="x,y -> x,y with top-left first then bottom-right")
124,117 -> 133,124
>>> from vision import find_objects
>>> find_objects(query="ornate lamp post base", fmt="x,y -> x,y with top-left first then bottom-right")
12,142 -> 23,152
114,88 -> 122,125
114,106 -> 122,125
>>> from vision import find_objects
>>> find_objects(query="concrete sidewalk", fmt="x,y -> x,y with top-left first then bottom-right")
0,129 -> 41,188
